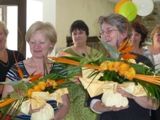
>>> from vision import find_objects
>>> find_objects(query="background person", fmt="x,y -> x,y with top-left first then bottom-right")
148,24 -> 160,120
130,21 -> 154,68
0,21 -> 24,99
148,24 -> 160,70
58,20 -> 98,120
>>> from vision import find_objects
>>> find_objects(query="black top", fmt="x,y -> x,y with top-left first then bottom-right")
133,52 -> 154,69
88,95 -> 150,120
0,49 -> 25,82
6,61 -> 29,81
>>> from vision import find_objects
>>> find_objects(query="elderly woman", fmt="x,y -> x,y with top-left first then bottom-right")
88,14 -> 159,120
2,21 -> 69,120
0,21 -> 24,98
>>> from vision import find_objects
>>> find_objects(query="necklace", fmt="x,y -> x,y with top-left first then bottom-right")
72,46 -> 89,56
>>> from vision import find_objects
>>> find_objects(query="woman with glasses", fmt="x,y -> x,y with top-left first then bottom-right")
88,13 -> 159,120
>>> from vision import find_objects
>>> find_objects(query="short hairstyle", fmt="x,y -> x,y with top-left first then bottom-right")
70,20 -> 89,36
150,24 -> 160,40
98,13 -> 130,34
0,21 -> 8,36
131,22 -> 148,47
25,21 -> 57,51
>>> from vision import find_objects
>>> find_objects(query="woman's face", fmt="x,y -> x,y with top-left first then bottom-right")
29,30 -> 53,58
153,32 -> 160,45
130,30 -> 141,47
100,23 -> 126,48
71,29 -> 87,46
0,27 -> 7,50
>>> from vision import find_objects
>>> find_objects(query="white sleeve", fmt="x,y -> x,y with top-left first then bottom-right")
90,99 -> 102,114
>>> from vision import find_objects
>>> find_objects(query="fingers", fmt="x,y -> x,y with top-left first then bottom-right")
116,86 -> 134,99
111,105 -> 129,111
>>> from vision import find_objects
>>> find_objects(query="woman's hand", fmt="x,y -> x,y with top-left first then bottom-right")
116,85 -> 134,99
91,99 -> 128,113
117,84 -> 159,110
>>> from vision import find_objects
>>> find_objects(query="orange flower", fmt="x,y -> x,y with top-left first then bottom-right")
118,39 -> 137,60
29,73 -> 43,82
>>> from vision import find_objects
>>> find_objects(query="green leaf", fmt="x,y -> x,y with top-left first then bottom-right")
10,81 -> 30,99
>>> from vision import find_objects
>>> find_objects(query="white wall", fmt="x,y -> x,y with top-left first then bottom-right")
55,0 -> 114,52
26,0 -> 114,55
42,0 -> 56,25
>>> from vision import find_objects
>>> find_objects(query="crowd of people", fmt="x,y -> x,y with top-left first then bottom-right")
0,13 -> 160,120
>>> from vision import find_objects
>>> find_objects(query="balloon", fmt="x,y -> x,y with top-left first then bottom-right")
119,1 -> 137,22
132,0 -> 154,16
114,0 -> 129,13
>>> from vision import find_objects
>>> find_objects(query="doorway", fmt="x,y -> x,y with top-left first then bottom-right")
0,0 -> 26,57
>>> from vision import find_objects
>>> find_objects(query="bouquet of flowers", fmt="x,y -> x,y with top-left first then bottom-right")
0,68 -> 70,120
49,40 -> 160,107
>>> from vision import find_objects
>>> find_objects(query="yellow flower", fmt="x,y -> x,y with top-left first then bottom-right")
99,61 -> 109,71
27,88 -> 34,97
38,81 -> 46,90
124,68 -> 136,80
118,63 -> 130,72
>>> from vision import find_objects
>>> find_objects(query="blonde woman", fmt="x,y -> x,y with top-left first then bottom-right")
2,21 -> 69,120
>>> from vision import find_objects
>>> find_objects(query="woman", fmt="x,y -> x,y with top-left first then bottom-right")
130,22 -> 148,54
148,25 -> 160,70
130,22 -> 154,68
58,20 -> 97,120
88,14 -> 159,120
0,21 -> 24,98
148,25 -> 160,120
2,21 -> 69,120
61,20 -> 98,57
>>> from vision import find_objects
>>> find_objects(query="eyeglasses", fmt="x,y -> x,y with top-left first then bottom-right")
100,29 -> 118,35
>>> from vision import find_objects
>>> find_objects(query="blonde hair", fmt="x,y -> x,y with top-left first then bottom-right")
25,21 -> 57,51
150,25 -> 160,40
0,21 -> 8,36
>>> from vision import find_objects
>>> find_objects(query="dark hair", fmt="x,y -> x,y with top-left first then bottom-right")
131,22 -> 148,47
70,20 -> 89,36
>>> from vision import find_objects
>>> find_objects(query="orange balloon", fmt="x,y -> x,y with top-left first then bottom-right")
114,0 -> 129,13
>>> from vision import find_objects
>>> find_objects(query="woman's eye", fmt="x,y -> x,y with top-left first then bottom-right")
30,41 -> 35,44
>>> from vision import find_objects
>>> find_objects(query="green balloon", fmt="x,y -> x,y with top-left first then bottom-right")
119,1 -> 137,22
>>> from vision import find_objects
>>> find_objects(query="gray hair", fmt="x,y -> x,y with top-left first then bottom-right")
98,13 -> 130,35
